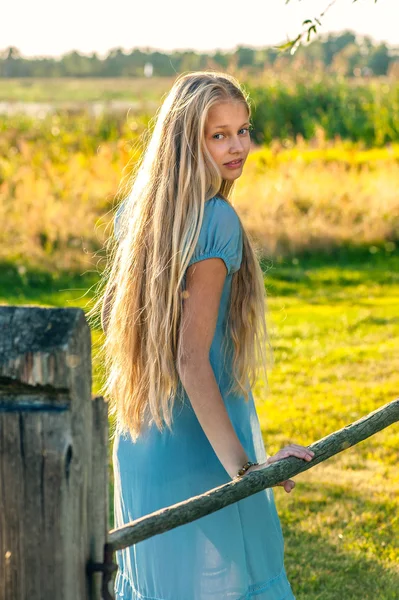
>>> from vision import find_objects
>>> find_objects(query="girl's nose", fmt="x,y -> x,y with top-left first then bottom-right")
230,137 -> 244,152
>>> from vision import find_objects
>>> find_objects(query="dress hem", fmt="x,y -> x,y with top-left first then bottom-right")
114,565 -> 295,600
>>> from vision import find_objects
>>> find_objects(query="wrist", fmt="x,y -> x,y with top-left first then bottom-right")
226,454 -> 250,478
233,460 -> 259,479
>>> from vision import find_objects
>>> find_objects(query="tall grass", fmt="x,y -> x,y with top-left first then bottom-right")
1,110 -> 398,271
3,74 -> 399,146
246,74 -> 399,146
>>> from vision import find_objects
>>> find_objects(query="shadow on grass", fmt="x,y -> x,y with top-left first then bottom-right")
278,479 -> 399,600
1,244 -> 398,304
0,260 -> 101,307
284,526 -> 398,600
260,245 -> 399,300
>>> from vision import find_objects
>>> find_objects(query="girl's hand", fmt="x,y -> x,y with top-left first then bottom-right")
245,444 -> 315,493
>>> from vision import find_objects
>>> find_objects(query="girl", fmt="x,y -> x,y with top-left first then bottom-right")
99,71 -> 314,600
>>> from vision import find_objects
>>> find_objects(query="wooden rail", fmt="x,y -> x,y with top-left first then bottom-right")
108,397 -> 399,551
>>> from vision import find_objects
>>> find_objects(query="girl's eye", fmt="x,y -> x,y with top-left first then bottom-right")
213,128 -> 251,140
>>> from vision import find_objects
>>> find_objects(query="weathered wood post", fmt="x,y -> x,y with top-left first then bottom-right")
0,306 -> 109,600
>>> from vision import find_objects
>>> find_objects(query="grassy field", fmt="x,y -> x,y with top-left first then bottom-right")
256,252 -> 399,599
1,76 -> 398,598
2,77 -> 398,271
3,74 -> 399,146
1,249 -> 398,600
1,120 -> 398,271
0,76 -> 173,103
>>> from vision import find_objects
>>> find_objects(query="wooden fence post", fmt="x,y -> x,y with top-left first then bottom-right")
0,306 -> 109,600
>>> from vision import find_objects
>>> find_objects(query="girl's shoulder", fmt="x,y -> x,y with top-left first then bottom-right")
206,194 -> 235,209
114,195 -> 241,242
204,195 -> 241,225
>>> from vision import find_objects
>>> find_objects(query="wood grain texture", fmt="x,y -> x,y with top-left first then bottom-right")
0,306 -> 108,600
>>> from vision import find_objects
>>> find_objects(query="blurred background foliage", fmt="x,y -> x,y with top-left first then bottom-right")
1,30 -> 398,78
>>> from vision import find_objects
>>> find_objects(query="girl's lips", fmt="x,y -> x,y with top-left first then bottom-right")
224,159 -> 243,169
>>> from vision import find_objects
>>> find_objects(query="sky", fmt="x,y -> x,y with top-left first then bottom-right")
3,0 -> 398,58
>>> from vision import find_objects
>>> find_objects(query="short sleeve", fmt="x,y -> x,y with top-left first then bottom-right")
187,197 -> 243,276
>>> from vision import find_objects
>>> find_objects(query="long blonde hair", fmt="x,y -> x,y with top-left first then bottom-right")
89,71 -> 273,441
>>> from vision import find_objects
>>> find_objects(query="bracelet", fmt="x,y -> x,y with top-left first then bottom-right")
235,460 -> 259,478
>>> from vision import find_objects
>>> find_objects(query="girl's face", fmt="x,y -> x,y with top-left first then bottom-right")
204,100 -> 251,181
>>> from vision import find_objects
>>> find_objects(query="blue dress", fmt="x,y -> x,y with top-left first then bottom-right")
112,195 -> 296,600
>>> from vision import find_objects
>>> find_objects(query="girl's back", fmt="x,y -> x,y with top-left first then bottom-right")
94,71 -> 314,600
113,195 -> 295,600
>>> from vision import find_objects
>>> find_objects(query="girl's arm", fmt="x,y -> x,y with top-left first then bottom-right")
177,258 -> 249,479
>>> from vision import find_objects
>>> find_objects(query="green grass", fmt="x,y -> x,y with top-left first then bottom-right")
1,251 -> 398,599
0,76 -> 172,103
255,251 -> 399,599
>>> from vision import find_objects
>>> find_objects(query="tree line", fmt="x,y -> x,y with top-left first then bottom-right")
1,31 -> 398,79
